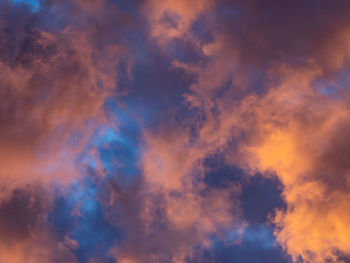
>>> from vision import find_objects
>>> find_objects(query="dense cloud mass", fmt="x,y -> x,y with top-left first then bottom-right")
1,0 -> 350,262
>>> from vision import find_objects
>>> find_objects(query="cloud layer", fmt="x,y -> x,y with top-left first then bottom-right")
2,0 -> 350,262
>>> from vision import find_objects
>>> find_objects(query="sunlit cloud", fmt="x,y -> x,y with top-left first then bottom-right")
2,0 -> 350,262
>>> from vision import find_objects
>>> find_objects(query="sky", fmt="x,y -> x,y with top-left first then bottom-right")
0,0 -> 350,262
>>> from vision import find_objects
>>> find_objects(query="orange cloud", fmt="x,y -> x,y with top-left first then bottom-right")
233,63 -> 350,262
107,124 -> 244,263
166,11 -> 350,260
0,0 -> 128,197
5,0 -> 350,262
143,0 -> 213,45
0,187 -> 78,263
0,1 -> 128,260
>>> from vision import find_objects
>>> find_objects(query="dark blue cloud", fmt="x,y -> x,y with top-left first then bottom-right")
49,177 -> 124,262
213,225 -> 292,263
48,102 -> 146,262
202,156 -> 289,263
241,175 -> 285,224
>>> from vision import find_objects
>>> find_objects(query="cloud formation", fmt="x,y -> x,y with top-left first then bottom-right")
140,0 -> 350,262
3,0 -> 350,262
0,0 -> 127,193
0,0 -> 127,261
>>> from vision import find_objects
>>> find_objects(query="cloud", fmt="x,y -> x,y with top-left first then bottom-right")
103,125 -> 244,262
143,0 -> 213,45
229,62 -> 350,262
0,0 -> 130,261
0,186 -> 78,263
4,0 -> 350,262
0,0 -> 128,195
146,1 -> 350,262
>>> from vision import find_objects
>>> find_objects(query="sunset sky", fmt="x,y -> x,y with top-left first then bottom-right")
1,0 -> 350,262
